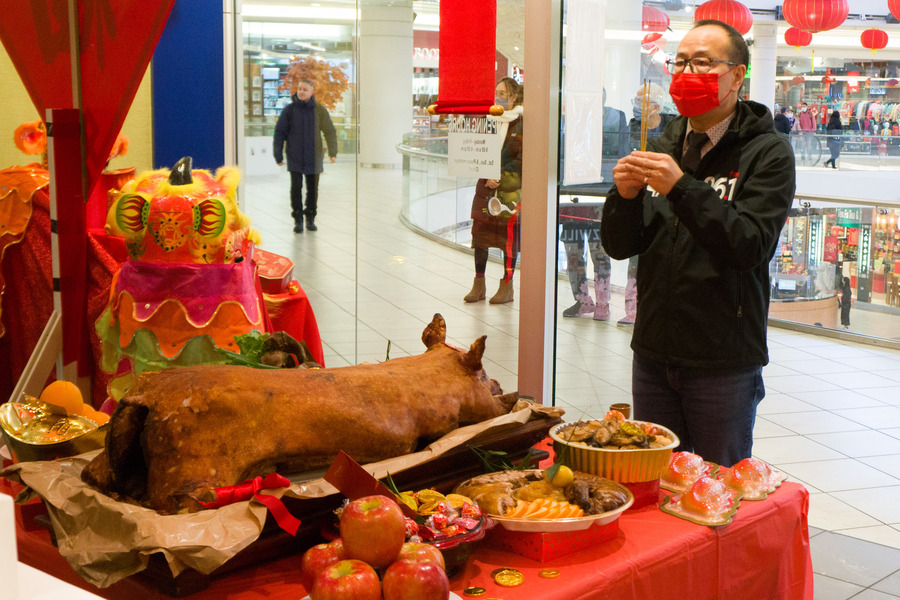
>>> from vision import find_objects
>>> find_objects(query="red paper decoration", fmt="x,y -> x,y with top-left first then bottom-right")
861,28 -> 889,54
433,0 -> 497,114
784,27 -> 813,48
642,5 -> 669,33
642,32 -> 667,54
693,0 -> 753,36
782,0 -> 848,33
889,0 -> 900,22
791,76 -> 806,86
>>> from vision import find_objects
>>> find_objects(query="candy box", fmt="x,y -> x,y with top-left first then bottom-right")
486,519 -> 619,562
255,249 -> 295,294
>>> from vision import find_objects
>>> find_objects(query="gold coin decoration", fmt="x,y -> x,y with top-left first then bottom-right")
463,586 -> 487,596
492,568 -> 525,587
538,568 -> 561,578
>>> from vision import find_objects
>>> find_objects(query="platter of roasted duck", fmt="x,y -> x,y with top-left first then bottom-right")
454,469 -> 633,532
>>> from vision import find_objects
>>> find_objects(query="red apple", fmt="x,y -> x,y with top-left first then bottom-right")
310,559 -> 381,600
300,539 -> 347,591
382,558 -> 450,600
396,542 -> 446,570
339,494 -> 406,568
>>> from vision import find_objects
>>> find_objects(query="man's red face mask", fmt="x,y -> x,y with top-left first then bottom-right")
669,66 -> 738,118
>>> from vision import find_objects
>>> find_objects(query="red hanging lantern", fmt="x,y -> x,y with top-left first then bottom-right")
861,28 -> 889,55
784,27 -> 812,48
642,32 -> 667,54
782,0 -> 848,33
889,0 -> 900,22
642,5 -> 669,33
693,0 -> 753,36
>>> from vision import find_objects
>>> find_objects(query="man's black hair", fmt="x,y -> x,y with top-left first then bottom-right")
692,19 -> 750,67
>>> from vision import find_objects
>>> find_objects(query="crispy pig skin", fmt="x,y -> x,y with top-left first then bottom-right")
82,314 -> 514,514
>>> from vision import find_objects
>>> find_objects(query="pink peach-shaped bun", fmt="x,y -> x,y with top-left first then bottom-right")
724,458 -> 771,494
681,476 -> 732,518
665,452 -> 705,486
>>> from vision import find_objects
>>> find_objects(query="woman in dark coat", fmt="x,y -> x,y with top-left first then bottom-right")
839,276 -> 852,329
463,77 -> 523,304
273,78 -> 338,233
824,110 -> 842,169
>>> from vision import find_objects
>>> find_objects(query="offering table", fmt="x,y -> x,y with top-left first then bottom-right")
5,476 -> 813,600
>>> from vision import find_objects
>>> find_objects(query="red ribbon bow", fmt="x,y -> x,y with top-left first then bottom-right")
200,473 -> 302,536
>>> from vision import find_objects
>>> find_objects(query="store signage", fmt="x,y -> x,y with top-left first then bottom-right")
447,116 -> 502,179
859,226 -> 871,275
809,219 -> 820,265
414,47 -> 439,61
836,207 -> 861,228
847,71 -> 860,94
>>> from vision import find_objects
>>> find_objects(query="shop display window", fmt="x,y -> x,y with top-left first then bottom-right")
241,21 -> 354,149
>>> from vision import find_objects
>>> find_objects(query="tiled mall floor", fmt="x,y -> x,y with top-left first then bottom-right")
245,161 -> 900,599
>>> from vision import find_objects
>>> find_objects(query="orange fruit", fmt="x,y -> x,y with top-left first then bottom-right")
544,465 -> 574,487
39,380 -> 84,415
83,407 -> 110,425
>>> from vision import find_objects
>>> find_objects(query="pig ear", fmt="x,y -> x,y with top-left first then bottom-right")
421,313 -> 447,348
460,335 -> 487,371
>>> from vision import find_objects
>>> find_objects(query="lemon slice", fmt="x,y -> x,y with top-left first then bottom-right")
445,493 -> 474,508
396,491 -> 418,512
415,489 -> 447,514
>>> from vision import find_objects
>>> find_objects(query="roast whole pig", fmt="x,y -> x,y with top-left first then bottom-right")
82,314 -> 517,513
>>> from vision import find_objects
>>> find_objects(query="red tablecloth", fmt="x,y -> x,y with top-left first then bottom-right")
6,477 -> 812,600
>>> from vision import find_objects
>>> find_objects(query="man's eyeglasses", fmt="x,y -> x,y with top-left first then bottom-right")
665,57 -> 738,74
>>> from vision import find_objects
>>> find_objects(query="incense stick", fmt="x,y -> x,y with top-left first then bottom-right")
640,79 -> 650,152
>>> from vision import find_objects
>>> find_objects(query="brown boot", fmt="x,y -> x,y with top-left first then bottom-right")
489,279 -> 514,304
464,277 -> 486,302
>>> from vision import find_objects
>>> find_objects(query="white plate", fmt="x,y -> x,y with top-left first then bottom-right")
490,488 -> 634,532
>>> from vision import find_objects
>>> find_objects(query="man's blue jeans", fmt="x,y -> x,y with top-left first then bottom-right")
631,354 -> 765,467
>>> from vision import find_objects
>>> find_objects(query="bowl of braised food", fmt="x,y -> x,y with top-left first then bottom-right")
454,467 -> 632,532
549,411 -> 679,483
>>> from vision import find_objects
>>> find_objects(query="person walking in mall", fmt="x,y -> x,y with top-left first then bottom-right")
824,110 -> 842,169
797,101 -> 816,161
273,78 -> 338,233
600,20 -> 795,467
774,106 -> 792,135
463,77 -> 523,304
839,276 -> 852,329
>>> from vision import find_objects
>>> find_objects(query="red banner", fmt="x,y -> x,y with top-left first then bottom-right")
435,0 -> 497,115
0,1 -> 174,370
823,235 -> 838,262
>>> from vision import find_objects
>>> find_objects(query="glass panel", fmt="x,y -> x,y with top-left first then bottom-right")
771,203 -> 900,337
240,3 -> 359,367
777,56 -> 900,170
553,3 -> 900,419
242,0 -> 523,391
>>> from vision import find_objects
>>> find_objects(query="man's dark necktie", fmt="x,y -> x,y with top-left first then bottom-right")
682,131 -> 709,175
